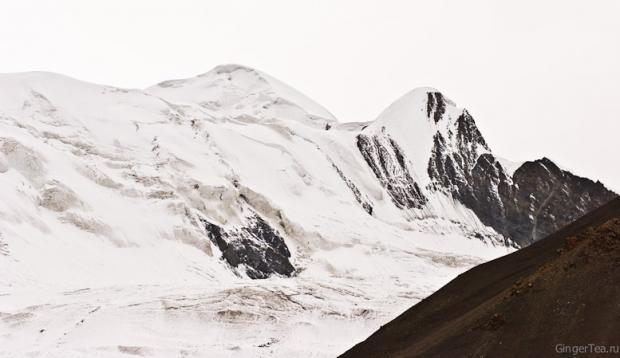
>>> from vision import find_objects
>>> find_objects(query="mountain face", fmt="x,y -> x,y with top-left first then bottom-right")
356,131 -> 427,209
341,197 -> 620,358
368,88 -> 616,247
0,65 -> 615,357
422,93 -> 615,246
470,157 -> 616,246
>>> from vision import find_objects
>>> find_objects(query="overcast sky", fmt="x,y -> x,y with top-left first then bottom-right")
1,0 -> 618,191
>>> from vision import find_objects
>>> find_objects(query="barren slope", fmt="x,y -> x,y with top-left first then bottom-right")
341,198 -> 620,358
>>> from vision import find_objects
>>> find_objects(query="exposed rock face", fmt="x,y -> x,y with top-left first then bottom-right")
200,213 -> 294,279
505,158 -> 616,244
356,131 -> 426,209
426,92 -> 446,123
437,137 -> 616,247
459,153 -> 513,238
427,110 -> 491,192
331,162 -> 373,215
423,93 -> 617,246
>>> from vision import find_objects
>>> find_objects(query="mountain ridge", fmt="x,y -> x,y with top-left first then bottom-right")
0,64 -> 616,357
0,65 -> 615,280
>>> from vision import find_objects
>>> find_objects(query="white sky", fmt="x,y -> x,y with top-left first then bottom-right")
1,0 -> 618,191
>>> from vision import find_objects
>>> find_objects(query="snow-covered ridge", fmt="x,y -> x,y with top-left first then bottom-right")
0,65 -> 614,357
147,64 -> 337,127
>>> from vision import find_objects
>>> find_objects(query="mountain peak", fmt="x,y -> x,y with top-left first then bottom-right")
375,87 -> 460,129
208,63 -> 260,75
147,64 -> 336,125
367,87 -> 480,187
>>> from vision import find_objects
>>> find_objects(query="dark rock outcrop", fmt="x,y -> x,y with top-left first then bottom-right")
427,110 -> 491,192
506,158 -> 616,244
331,162 -> 373,215
459,153 -> 513,238
200,213 -> 294,279
357,131 -> 426,209
426,92 -> 446,123
425,98 -> 617,246
437,150 -> 616,247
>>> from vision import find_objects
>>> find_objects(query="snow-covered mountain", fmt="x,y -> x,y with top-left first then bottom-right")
0,65 -> 615,357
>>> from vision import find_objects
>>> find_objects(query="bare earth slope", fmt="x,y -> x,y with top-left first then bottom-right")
341,198 -> 620,358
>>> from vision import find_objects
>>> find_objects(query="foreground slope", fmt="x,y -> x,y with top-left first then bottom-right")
341,198 -> 620,358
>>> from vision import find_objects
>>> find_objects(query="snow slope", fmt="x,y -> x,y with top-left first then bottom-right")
148,64 -> 336,127
0,64 -> 611,357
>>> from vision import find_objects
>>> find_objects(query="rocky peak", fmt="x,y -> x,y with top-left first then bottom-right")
373,87 -> 617,246
426,91 -> 447,123
427,109 -> 492,194
430,121 -> 617,246
455,110 -> 489,150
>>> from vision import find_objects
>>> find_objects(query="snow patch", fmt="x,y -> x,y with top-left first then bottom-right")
0,152 -> 8,173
